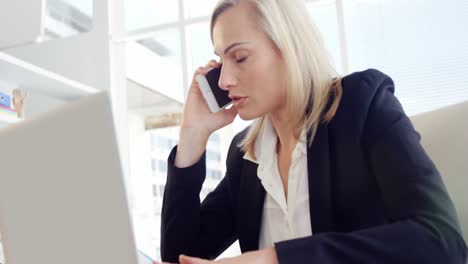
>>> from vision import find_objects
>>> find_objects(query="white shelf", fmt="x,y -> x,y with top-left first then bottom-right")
0,51 -> 98,100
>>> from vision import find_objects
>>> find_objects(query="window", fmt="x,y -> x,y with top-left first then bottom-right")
125,0 -> 179,31
215,170 -> 222,180
158,160 -> 167,173
306,0 -> 343,74
206,169 -> 223,180
342,0 -> 468,115
45,0 -> 93,38
159,185 -> 165,198
209,132 -> 220,144
183,0 -> 218,19
206,150 -> 214,161
185,21 -> 214,88
150,136 -> 157,151
126,28 -> 184,105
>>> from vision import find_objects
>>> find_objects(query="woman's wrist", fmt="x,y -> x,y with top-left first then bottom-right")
175,127 -> 210,168
249,247 -> 278,264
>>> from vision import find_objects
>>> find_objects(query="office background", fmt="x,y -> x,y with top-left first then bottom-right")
0,0 -> 467,262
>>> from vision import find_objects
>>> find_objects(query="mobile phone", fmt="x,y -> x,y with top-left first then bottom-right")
195,66 -> 232,112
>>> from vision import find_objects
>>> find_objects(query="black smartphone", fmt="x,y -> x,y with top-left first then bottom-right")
195,66 -> 232,112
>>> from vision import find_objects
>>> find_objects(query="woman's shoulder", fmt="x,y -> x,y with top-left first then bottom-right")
341,68 -> 395,101
335,68 -> 397,117
333,68 -> 409,145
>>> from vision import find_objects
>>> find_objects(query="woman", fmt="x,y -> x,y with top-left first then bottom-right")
160,0 -> 467,263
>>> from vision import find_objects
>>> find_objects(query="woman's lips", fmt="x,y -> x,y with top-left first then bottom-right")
231,96 -> 248,107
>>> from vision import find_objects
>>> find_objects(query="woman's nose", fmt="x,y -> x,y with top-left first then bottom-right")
218,66 -> 237,91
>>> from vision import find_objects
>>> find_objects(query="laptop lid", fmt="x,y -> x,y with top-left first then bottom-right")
0,92 -> 138,264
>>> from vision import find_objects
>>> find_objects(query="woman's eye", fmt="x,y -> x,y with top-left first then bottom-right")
236,57 -> 247,63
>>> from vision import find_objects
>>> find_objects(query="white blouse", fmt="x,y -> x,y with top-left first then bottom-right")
243,116 -> 312,249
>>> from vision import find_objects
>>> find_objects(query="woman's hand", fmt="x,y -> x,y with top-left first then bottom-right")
181,60 -> 238,136
178,247 -> 279,264
175,60 -> 238,168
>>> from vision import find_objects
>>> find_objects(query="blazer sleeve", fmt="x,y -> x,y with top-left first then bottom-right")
160,133 -> 243,263
274,70 -> 467,264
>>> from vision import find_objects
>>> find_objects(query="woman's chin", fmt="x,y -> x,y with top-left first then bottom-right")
237,109 -> 263,121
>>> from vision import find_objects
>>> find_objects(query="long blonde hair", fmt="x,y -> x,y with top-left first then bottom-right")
210,0 -> 342,160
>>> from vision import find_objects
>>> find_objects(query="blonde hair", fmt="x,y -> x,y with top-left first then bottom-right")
210,0 -> 342,161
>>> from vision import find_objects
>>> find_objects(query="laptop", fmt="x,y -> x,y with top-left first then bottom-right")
0,92 -> 140,264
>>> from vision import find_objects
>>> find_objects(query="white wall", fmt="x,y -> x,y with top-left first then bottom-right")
0,0 -> 45,49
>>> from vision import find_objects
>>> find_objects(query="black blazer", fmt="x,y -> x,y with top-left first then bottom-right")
161,69 -> 467,263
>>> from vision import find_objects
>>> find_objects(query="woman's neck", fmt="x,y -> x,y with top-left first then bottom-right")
268,110 -> 301,154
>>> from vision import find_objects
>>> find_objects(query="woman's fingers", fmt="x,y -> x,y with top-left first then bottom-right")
197,66 -> 208,75
192,59 -> 221,84
179,255 -> 212,264
205,59 -> 221,69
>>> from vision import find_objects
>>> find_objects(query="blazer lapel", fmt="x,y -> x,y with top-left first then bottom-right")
237,122 -> 334,252
238,160 -> 265,252
307,123 -> 334,233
